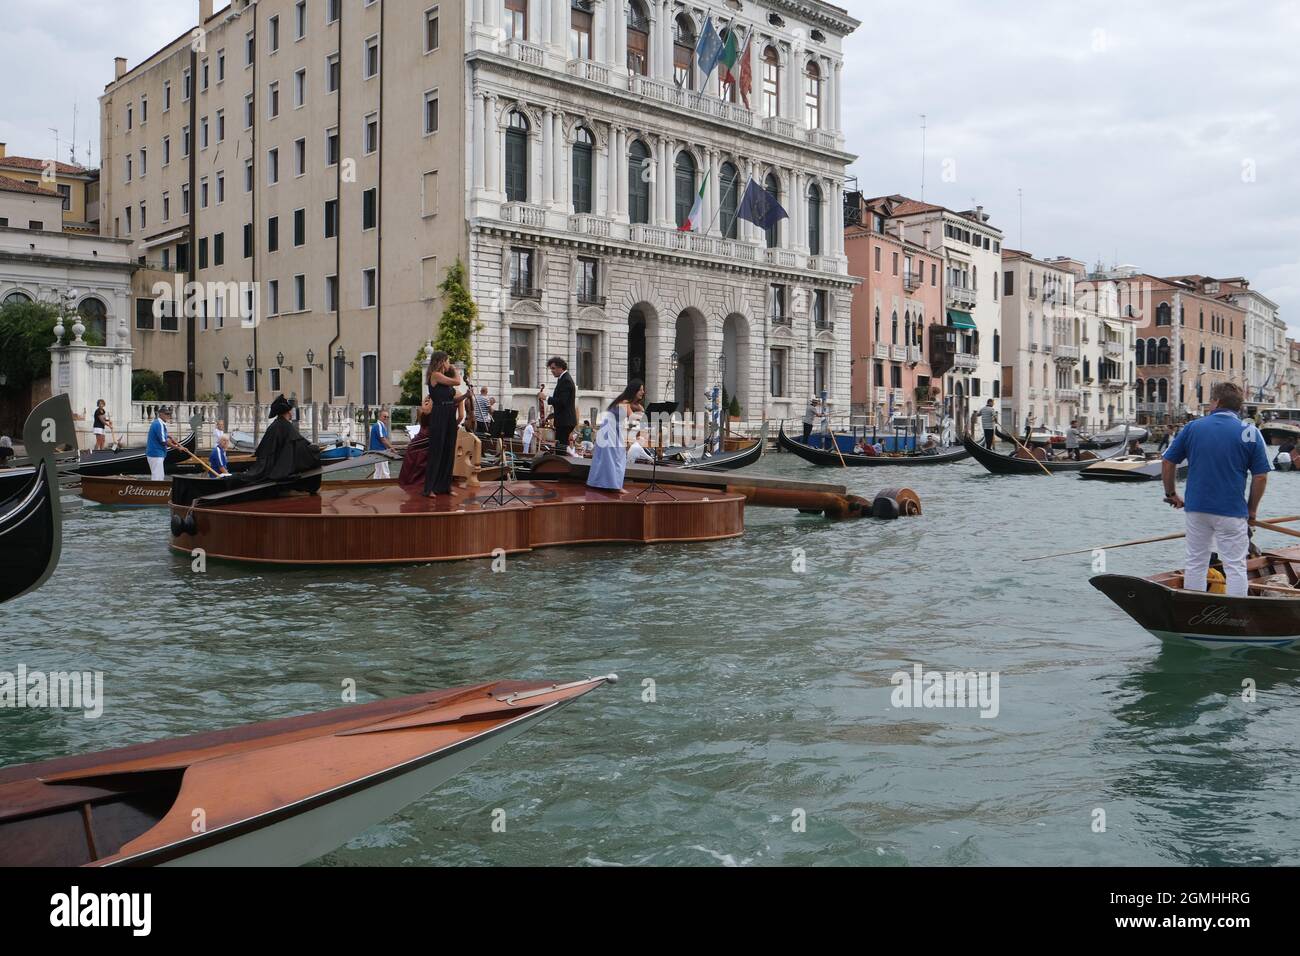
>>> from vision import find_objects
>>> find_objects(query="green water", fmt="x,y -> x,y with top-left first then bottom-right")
3,455 -> 1299,865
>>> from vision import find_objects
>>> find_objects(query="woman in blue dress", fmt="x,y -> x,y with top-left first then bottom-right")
587,380 -> 645,491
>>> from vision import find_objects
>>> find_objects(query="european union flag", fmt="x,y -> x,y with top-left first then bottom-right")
737,178 -> 789,229
696,15 -> 724,79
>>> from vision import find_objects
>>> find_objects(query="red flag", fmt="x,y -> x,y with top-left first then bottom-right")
738,32 -> 753,109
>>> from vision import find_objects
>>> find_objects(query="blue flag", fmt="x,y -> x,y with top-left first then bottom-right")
696,15 -> 724,78
737,178 -> 789,229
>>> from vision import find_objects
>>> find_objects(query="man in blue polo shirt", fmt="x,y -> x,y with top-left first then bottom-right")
1162,382 -> 1271,597
369,409 -> 395,479
145,406 -> 179,480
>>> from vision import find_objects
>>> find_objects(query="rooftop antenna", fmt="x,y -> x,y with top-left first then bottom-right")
70,102 -> 78,166
48,128 -> 59,166
1018,187 -> 1024,248
919,114 -> 927,200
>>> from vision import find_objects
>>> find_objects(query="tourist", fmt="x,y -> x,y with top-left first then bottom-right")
473,386 -> 493,435
369,409 -> 395,479
540,356 -> 577,450
1127,438 -> 1145,456
579,419 -> 593,444
978,399 -> 998,449
243,395 -> 320,482
213,418 -> 227,447
0,435 -> 14,465
1162,382 -> 1270,598
422,351 -> 468,497
209,434 -> 232,476
92,399 -> 112,451
1065,419 -> 1081,461
919,435 -> 939,456
146,406 -> 180,481
521,416 -> 537,455
588,379 -> 645,492
802,397 -> 820,442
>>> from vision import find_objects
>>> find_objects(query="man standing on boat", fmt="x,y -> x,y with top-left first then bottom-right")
1065,419 -> 1081,461
977,399 -> 998,449
145,406 -> 181,481
1162,382 -> 1271,597
369,409 -> 395,479
540,357 -> 577,451
802,397 -> 820,442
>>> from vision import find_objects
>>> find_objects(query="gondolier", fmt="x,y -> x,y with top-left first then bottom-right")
369,409 -> 395,479
146,407 -> 180,481
802,397 -> 821,442
978,400 -> 998,449
1162,382 -> 1271,597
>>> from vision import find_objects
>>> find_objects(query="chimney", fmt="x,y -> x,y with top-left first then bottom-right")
0,143 -> 6,159
976,204 -> 984,222
898,221 -> 906,245
199,0 -> 214,22
114,57 -> 128,80
922,227 -> 931,249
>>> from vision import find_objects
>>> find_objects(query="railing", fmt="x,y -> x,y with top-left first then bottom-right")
953,351 -> 978,370
1028,342 -> 1038,352
906,346 -> 922,363
510,40 -> 546,68
948,286 -> 977,309
1104,340 -> 1124,357
566,59 -> 610,85
903,270 -> 921,292
806,128 -> 837,149
872,343 -> 889,360
1054,344 -> 1080,362
873,387 -> 888,403
814,320 -> 835,333
770,314 -> 793,328
129,400 -> 374,442
499,201 -> 546,227
1058,388 -> 1081,402
1101,376 -> 1127,389
891,388 -> 905,406
890,345 -> 907,362
568,213 -> 612,238
577,292 -> 606,307
629,222 -> 765,262
764,248 -> 797,268
762,116 -> 798,139
627,73 -> 754,127
510,284 -> 542,300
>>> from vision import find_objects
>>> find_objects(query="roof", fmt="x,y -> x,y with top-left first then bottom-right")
0,155 -> 88,177
0,175 -> 61,198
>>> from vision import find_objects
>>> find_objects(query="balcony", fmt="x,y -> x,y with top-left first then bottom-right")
762,116 -> 798,139
764,248 -> 797,268
568,213 -> 613,238
1104,340 -> 1124,358
577,292 -> 606,308
1101,376 -> 1127,391
1054,344 -> 1080,363
770,314 -> 793,328
806,128 -> 837,149
510,284 -> 541,300
566,59 -> 611,85
509,40 -> 546,68
872,342 -> 889,360
890,345 -> 907,362
815,320 -> 836,333
873,386 -> 888,404
903,270 -> 921,292
1028,342 -> 1038,352
1027,388 -> 1038,401
499,201 -> 546,228
947,286 -> 977,309
906,346 -> 922,364
891,388 -> 906,405
953,351 -> 978,371
915,385 -> 940,404
1058,388 -> 1081,402
627,73 -> 754,128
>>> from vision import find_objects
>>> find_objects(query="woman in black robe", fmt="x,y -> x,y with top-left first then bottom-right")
242,394 -> 320,483
422,353 -> 468,496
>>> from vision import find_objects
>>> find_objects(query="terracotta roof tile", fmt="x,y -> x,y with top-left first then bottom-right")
0,175 -> 61,198
0,155 -> 87,176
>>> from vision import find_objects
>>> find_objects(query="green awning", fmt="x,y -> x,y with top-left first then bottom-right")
947,309 -> 976,330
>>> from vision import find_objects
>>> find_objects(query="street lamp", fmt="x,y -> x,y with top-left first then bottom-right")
335,345 -> 353,369
222,355 -> 230,371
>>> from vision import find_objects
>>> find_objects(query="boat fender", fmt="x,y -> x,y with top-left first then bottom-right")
170,513 -> 183,537
872,494 -> 901,520
846,494 -> 872,518
875,487 -> 923,516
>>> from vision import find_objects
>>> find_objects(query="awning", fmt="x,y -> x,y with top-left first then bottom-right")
947,309 -> 976,330
141,229 -> 187,250
1103,319 -> 1126,334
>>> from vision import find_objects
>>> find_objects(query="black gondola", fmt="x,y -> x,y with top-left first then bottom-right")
0,395 -> 74,604
778,422 -> 970,467
71,427 -> 198,477
963,430 -> 1129,475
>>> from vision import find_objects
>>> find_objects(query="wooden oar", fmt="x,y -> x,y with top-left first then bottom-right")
1024,514 -> 1300,561
1007,427 -> 1052,477
177,444 -> 222,478
824,418 -> 848,468
1252,519 -> 1300,542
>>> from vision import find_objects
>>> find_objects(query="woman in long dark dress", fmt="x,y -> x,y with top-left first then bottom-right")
422,352 -> 468,496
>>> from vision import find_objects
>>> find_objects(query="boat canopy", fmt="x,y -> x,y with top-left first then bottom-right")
947,309 -> 976,330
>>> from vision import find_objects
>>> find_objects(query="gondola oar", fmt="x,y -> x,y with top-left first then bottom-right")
1007,428 -> 1052,477
177,445 -> 223,478
1024,514 -> 1300,561
1251,519 -> 1300,542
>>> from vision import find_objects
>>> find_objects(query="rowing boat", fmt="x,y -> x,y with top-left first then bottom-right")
0,395 -> 75,604
1092,548 -> 1300,649
963,431 -> 1127,475
779,422 -> 969,467
0,675 -> 614,866
81,473 -> 394,507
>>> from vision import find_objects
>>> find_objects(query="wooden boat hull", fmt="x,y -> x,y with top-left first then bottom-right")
0,677 -> 612,866
82,474 -> 396,507
779,422 -> 969,466
1078,457 -> 1187,482
1092,573 -> 1300,650
963,434 -> 1118,474
1261,421 -> 1300,446
71,430 -> 198,477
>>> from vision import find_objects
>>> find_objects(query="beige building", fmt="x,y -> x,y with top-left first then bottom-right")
0,145 -> 100,234
100,0 -> 859,421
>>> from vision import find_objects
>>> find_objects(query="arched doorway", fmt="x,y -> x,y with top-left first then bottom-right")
627,303 -> 659,399
673,310 -> 706,413
78,296 -> 108,343
721,313 -> 750,417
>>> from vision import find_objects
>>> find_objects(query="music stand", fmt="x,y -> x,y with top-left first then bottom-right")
488,409 -> 518,440
480,437 -> 527,508
638,401 -> 679,500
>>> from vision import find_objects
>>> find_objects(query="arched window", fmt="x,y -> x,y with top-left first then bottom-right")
891,310 -> 898,345
572,125 -> 594,214
762,46 -> 780,118
1136,377 -> 1144,399
1156,302 -> 1171,326
1146,338 -> 1157,365
673,14 -> 695,90
78,297 -> 108,342
626,0 -> 649,76
904,310 -> 911,348
504,110 -> 530,202
763,172 -> 781,248
803,60 -> 822,129
627,139 -> 651,225
674,151 -> 697,228
2,290 -> 32,307
873,307 -> 880,342
1157,378 -> 1168,404
806,181 -> 822,254
1156,338 -> 1170,365
719,161 -> 739,239
1135,340 -> 1144,365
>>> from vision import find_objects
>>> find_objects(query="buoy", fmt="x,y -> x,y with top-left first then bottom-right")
170,514 -> 183,537
181,513 -> 197,535
874,487 -> 923,516
872,494 -> 901,520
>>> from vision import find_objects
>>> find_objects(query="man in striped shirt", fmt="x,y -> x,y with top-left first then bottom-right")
473,386 -> 494,435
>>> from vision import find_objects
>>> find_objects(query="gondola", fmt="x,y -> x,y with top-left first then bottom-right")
0,675 -> 614,866
779,422 -> 969,467
1078,455 -> 1188,482
1261,419 -> 1300,446
963,430 -> 1128,475
70,427 -> 198,477
1092,548 -> 1300,649
0,395 -> 75,604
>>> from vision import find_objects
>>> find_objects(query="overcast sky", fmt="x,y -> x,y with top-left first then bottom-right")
1,0 -> 1295,334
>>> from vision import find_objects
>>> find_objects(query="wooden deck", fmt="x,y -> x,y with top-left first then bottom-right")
169,478 -> 745,565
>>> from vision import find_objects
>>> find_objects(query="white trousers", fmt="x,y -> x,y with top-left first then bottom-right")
373,460 -> 391,479
1184,511 -> 1250,597
147,455 -> 166,481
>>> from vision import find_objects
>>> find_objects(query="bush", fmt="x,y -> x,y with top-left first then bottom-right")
132,369 -> 165,401
0,300 -> 63,393
399,347 -> 427,406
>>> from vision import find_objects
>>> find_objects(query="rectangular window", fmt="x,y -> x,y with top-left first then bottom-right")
198,236 -> 208,270
293,208 -> 305,246
140,95 -> 148,124
244,158 -> 254,192
268,81 -> 280,118
200,58 -> 209,91
295,0 -> 307,39
294,274 -> 306,312
327,0 -> 340,24
200,116 -> 209,149
216,109 -> 225,141
182,125 -> 190,156
268,15 -> 280,53
423,92 -> 439,135
510,248 -> 535,295
245,369 -> 255,392
216,170 -> 225,204
814,350 -> 829,397
294,137 -> 306,176
362,188 -> 377,230
578,257 -> 599,303
326,54 -> 340,93
267,147 -> 279,184
362,268 -> 377,307
362,354 -> 378,407
213,232 -> 224,266
267,216 -> 279,252
163,80 -> 171,112
139,201 -> 146,230
891,251 -> 899,276
217,49 -> 225,82
294,69 -> 306,108
181,183 -> 190,215
199,176 -> 208,208
125,154 -> 132,182
183,68 -> 192,100
324,198 -> 338,238
270,367 -> 282,392
245,30 -> 254,66
244,92 -> 253,129
509,328 -> 533,389
56,184 -> 71,210
873,246 -> 881,272
243,222 -> 253,258
325,127 -> 339,165
577,332 -> 597,389
364,36 -> 379,79
162,135 -> 170,165
162,191 -> 170,221
422,170 -> 439,217
136,299 -> 155,330
268,279 -> 280,315
425,7 -> 440,52
325,274 -> 338,311
364,112 -> 379,153
139,147 -> 147,175
769,348 -> 787,397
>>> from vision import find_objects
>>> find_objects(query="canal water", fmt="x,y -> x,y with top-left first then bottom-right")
4,451 -> 1299,866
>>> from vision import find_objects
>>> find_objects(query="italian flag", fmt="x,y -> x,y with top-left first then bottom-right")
679,170 -> 710,233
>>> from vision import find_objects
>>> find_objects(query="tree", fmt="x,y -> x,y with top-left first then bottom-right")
0,300 -> 64,394
132,369 -> 165,401
432,260 -> 482,374
398,346 -> 428,406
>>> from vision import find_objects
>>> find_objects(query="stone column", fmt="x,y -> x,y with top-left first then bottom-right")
612,0 -> 627,73
472,93 -> 486,192
596,125 -> 610,216
484,0 -> 499,29
542,108 -> 555,206
485,95 -> 500,195
555,112 -> 567,212
614,126 -> 627,218
707,148 -> 720,235
538,0 -> 550,45
833,60 -> 844,133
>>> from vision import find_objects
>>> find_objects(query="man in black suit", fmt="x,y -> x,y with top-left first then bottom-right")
541,356 -> 577,451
